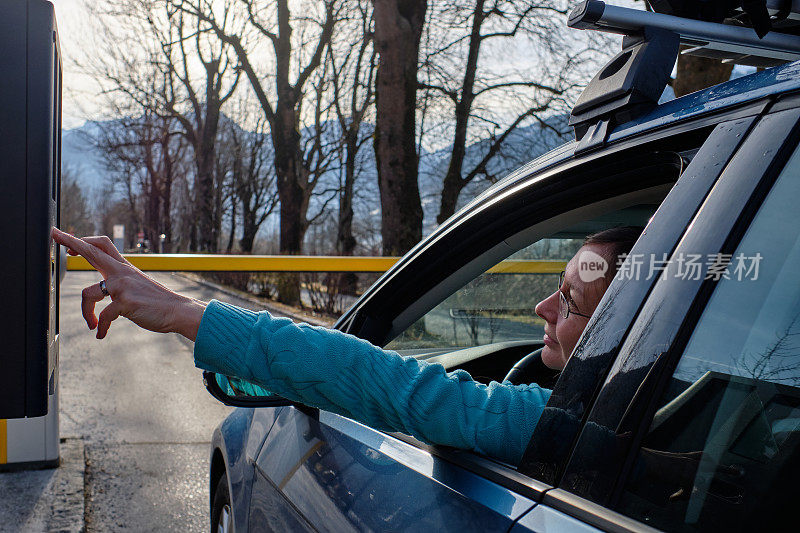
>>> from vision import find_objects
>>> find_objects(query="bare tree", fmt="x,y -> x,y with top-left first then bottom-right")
60,167 -> 95,236
174,0 -> 339,304
83,0 -> 242,252
89,108 -> 187,252
736,313 -> 800,386
373,0 -> 427,255
420,0 -> 586,224
219,109 -> 279,253
327,0 -> 377,273
160,3 -> 241,252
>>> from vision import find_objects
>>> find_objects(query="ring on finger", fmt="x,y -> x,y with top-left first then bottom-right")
99,279 -> 110,297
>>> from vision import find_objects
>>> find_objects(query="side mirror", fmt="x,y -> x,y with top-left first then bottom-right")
202,371 -> 293,408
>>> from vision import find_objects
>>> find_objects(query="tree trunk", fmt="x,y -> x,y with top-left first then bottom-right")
195,64 -> 224,252
336,129 -> 359,295
373,0 -> 426,256
195,142 -> 217,252
437,169 -> 464,225
226,200 -> 237,253
240,200 -> 259,254
161,144 -> 173,254
672,49 -> 734,98
272,102 -> 308,305
142,138 -> 161,250
337,129 -> 358,257
155,129 -> 172,253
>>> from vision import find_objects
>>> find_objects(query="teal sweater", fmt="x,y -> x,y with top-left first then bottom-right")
193,299 -> 551,465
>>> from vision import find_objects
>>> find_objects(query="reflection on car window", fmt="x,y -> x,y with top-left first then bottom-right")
616,145 -> 800,532
386,238 -> 582,351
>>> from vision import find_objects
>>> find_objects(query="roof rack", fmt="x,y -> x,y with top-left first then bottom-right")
567,1 -> 800,154
571,1 -> 800,66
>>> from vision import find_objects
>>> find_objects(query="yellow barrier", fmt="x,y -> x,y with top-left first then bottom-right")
0,419 -> 6,464
66,254 -> 567,274
486,260 -> 566,274
67,254 -> 401,272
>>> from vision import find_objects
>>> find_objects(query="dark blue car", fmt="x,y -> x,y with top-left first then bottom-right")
204,4 -> 800,532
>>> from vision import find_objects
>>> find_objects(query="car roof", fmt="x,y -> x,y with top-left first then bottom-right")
475,60 -> 800,205
611,60 -> 800,139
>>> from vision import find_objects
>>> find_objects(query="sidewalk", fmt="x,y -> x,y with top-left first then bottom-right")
0,439 -> 84,533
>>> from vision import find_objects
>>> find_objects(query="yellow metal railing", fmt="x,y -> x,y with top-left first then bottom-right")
67,254 -> 400,272
0,419 -> 6,464
66,255 -> 567,274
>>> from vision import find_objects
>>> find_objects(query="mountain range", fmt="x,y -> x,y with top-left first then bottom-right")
61,115 -> 570,241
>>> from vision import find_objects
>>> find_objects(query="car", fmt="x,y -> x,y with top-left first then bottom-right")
203,3 -> 800,532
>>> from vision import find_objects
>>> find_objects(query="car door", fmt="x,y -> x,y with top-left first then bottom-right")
243,92 -> 785,531
244,122 -> 730,531
249,405 -> 544,531
513,102 -> 800,532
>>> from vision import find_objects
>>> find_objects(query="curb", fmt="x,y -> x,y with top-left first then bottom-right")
0,438 -> 87,532
49,438 -> 86,532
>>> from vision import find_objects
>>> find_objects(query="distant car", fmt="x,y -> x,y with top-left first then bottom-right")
204,4 -> 800,532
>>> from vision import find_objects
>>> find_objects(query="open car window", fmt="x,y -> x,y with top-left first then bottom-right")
385,237 -> 580,353
386,203 -> 662,359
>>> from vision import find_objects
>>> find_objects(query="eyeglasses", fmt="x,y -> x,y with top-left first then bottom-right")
559,271 -> 591,320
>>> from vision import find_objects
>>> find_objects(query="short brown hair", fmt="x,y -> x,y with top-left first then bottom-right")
583,226 -> 645,281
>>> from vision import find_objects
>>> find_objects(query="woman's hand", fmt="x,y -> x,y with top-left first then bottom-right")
52,227 -> 206,341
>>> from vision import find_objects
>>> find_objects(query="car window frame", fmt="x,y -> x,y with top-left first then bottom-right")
550,105 -> 800,521
385,185 -> 674,355
343,150 -> 686,346
518,115 -> 762,486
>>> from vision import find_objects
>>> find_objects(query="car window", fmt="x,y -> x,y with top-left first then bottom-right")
615,144 -> 800,532
385,238 -> 579,351
386,205 -> 658,353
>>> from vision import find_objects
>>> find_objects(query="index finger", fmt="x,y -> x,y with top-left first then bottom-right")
52,227 -> 119,276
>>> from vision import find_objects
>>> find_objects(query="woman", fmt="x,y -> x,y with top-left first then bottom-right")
51,226 -> 640,465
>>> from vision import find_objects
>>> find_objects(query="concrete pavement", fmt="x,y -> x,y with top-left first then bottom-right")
0,271 -> 320,532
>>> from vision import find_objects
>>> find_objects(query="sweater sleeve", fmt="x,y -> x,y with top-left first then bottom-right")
193,299 -> 551,465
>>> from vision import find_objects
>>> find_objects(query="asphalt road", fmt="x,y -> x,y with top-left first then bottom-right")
1,271 -> 306,532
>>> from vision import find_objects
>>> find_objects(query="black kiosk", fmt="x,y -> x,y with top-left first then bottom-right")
0,0 -> 62,425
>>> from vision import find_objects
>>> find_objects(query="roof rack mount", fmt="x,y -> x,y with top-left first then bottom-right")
567,1 -> 800,155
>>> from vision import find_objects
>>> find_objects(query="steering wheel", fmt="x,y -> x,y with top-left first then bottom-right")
503,348 -> 561,387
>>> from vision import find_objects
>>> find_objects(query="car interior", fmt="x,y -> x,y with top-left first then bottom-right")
385,184 -> 679,388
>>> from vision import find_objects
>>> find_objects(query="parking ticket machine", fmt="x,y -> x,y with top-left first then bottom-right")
0,0 -> 62,421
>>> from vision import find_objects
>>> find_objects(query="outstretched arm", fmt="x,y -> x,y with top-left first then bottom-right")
52,227 -> 551,464
195,300 -> 551,464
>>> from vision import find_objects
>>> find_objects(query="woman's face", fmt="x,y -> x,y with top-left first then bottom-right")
535,244 -> 612,370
